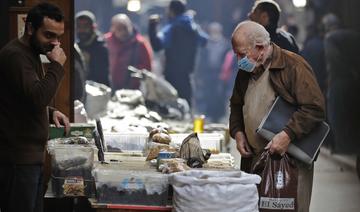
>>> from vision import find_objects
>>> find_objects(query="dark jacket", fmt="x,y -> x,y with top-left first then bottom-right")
74,43 -> 86,102
77,33 -> 110,86
267,26 -> 299,54
230,43 -> 325,141
0,39 -> 64,164
324,29 -> 360,154
301,35 -> 326,94
149,14 -> 207,103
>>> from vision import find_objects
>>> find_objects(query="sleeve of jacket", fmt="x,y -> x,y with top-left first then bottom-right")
196,27 -> 208,47
229,72 -> 246,139
137,40 -> 153,71
99,44 -> 110,86
283,59 -> 326,140
149,23 -> 166,52
11,53 -> 64,112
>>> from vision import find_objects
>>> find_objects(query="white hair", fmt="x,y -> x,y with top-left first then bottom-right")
111,13 -> 133,35
232,20 -> 270,47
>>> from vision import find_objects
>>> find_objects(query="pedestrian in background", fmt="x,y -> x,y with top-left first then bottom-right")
73,43 -> 87,102
105,13 -> 152,91
76,10 -> 110,86
194,22 -> 229,122
248,0 -> 299,53
148,0 -> 207,106
230,21 -> 325,211
323,14 -> 360,155
0,3 -> 70,211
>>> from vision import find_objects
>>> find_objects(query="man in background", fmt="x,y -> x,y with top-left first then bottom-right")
0,3 -> 70,211
248,0 -> 299,53
195,22 -> 229,122
76,10 -> 110,86
148,0 -> 207,106
105,14 -> 152,91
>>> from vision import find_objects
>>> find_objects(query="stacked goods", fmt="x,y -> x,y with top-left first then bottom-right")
145,127 -> 178,161
203,153 -> 235,169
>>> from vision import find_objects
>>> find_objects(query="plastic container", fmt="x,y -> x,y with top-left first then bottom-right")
93,165 -> 169,206
170,133 -> 223,153
104,132 -> 148,152
193,115 -> 205,133
49,145 -> 95,197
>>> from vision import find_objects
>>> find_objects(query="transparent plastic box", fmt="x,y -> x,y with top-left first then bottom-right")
169,133 -> 223,153
93,164 -> 169,206
104,132 -> 148,152
48,145 -> 95,197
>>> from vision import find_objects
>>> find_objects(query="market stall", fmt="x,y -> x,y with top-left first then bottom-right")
44,79 -> 259,212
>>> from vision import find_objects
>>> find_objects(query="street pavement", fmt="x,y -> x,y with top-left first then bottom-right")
310,152 -> 360,212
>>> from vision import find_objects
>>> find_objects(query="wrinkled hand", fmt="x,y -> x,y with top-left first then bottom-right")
265,130 -> 291,156
235,131 -> 253,158
46,43 -> 67,66
53,110 -> 70,136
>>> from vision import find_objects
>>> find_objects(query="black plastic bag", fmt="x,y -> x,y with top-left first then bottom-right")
252,150 -> 298,211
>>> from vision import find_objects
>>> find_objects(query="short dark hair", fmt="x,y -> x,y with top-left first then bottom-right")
169,0 -> 186,16
256,2 -> 280,27
25,2 -> 64,32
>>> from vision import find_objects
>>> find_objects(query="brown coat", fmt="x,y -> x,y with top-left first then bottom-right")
229,43 -> 325,141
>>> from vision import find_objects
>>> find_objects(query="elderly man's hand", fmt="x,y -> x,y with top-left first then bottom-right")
52,110 -> 70,136
266,130 -> 291,156
235,131 -> 253,158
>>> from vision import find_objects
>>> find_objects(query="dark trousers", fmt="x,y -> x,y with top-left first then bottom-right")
0,164 -> 44,212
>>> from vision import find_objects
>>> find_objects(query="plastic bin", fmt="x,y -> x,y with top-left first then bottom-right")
104,132 -> 148,152
169,133 -> 223,153
93,164 -> 169,206
49,145 -> 95,197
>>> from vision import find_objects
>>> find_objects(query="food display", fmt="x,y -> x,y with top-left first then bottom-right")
145,142 -> 177,161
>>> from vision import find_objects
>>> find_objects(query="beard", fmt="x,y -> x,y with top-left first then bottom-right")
29,34 -> 54,55
77,32 -> 92,43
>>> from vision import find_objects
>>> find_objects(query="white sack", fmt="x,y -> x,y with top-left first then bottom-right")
170,170 -> 261,212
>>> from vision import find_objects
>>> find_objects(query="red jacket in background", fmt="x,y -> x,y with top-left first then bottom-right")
105,31 -> 152,90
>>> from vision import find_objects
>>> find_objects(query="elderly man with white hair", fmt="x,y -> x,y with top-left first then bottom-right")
229,21 -> 325,212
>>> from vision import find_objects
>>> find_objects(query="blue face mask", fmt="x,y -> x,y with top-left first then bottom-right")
238,56 -> 256,73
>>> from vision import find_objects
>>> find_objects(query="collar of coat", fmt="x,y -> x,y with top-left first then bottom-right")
268,42 -> 286,70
